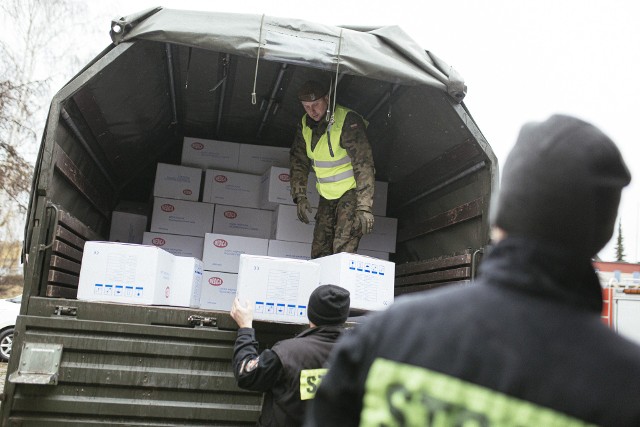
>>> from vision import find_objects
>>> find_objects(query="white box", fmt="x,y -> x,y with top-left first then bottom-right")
373,181 -> 389,217
153,163 -> 202,201
237,144 -> 290,175
202,233 -> 269,273
181,137 -> 240,170
170,257 -> 203,307
357,249 -> 390,261
78,242 -> 174,305
213,205 -> 272,239
259,167 -> 320,210
312,252 -> 395,312
358,216 -> 398,253
236,254 -> 321,324
199,271 -> 238,311
109,211 -> 147,244
150,197 -> 214,237
271,204 -> 317,244
202,170 -> 261,208
143,232 -> 204,259
268,240 -> 312,261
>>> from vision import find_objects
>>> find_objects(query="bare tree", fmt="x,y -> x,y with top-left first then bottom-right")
0,0 -> 95,244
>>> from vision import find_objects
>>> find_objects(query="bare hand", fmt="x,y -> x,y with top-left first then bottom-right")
231,297 -> 254,328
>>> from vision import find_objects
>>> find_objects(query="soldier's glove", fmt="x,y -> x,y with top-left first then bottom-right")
356,209 -> 375,235
296,196 -> 312,224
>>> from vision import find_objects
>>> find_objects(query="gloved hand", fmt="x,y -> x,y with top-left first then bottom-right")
296,196 -> 312,224
356,209 -> 374,235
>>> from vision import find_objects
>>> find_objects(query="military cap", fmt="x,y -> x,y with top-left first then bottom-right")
297,80 -> 329,102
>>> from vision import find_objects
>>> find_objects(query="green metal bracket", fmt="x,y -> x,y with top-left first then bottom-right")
8,342 -> 63,385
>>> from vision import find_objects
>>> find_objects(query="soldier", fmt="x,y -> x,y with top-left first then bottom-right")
230,285 -> 350,426
289,80 -> 375,258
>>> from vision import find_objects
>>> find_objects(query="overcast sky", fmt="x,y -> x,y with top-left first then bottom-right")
78,1 -> 640,262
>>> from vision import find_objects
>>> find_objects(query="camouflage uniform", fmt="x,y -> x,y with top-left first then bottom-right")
290,107 -> 375,258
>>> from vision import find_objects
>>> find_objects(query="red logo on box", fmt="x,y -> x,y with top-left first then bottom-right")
161,204 -> 175,212
209,277 -> 223,286
224,210 -> 237,219
215,175 -> 228,183
151,237 -> 166,246
191,142 -> 204,150
279,173 -> 290,182
183,189 -> 193,195
213,239 -> 228,248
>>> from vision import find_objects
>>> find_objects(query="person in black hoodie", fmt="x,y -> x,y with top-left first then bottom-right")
306,115 -> 640,426
231,284 -> 350,426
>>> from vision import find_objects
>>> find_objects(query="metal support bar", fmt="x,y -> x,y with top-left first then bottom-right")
165,43 -> 178,125
216,54 -> 230,137
256,63 -> 288,138
60,108 -> 117,192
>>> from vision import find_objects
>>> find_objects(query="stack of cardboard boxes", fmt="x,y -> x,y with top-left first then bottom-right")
79,137 -> 397,321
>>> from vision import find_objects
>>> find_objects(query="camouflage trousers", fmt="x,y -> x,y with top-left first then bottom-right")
311,189 -> 363,259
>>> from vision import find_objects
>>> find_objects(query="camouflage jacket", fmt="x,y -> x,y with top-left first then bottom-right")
289,107 -> 375,211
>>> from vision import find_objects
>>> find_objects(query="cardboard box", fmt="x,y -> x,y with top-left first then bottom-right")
268,240 -> 312,261
181,137 -> 239,171
78,242 -> 172,305
170,257 -> 203,307
202,233 -> 269,273
259,167 -> 320,210
236,254 -> 321,324
109,211 -> 148,244
150,197 -> 214,237
358,216 -> 398,253
373,181 -> 389,217
142,232 -> 204,259
356,249 -> 390,261
153,163 -> 202,201
199,271 -> 238,311
202,170 -> 261,208
271,204 -> 317,243
312,252 -> 395,311
213,205 -> 272,239
237,144 -> 290,175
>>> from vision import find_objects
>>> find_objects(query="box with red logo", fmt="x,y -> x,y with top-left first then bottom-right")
181,137 -> 239,171
150,197 -> 214,237
153,163 -> 202,201
271,204 -> 317,243
199,271 -> 238,311
202,169 -> 261,208
237,143 -> 290,175
212,205 -> 272,239
236,254 -> 321,325
202,233 -> 269,273
142,232 -> 204,259
260,166 -> 320,210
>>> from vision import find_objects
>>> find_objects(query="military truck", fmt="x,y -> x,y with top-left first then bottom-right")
0,7 -> 497,425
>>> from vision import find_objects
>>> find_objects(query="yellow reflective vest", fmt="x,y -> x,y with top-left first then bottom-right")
302,105 -> 357,200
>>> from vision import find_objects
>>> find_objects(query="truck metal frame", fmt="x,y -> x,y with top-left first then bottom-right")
1,8 -> 497,425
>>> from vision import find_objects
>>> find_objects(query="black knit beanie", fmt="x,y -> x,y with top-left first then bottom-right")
307,285 -> 350,326
491,114 -> 631,257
